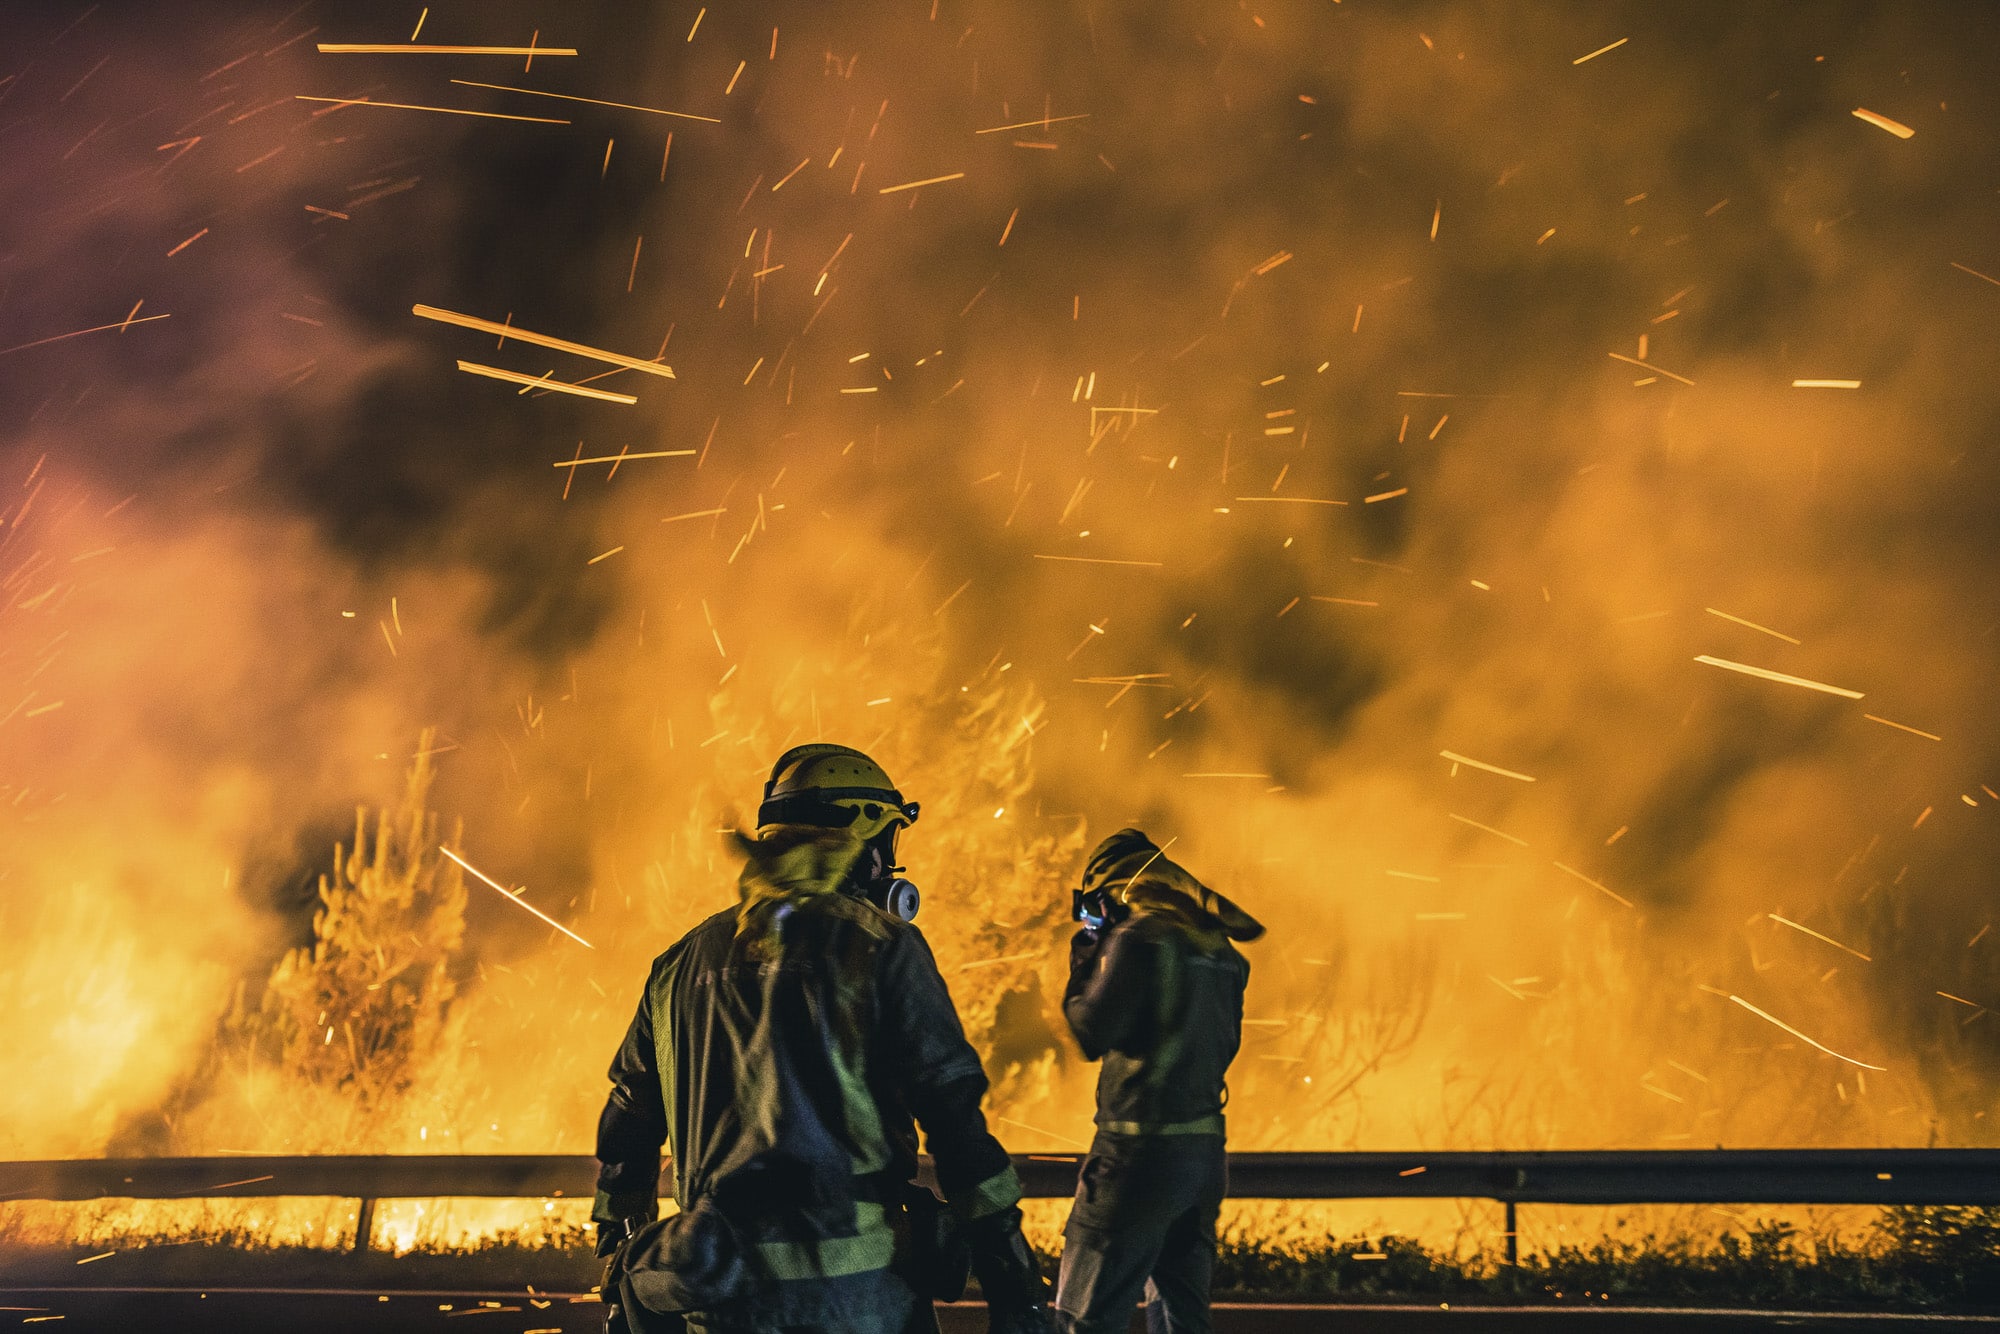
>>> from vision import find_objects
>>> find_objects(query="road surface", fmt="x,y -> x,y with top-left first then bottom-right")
4,1290 -> 1997,1332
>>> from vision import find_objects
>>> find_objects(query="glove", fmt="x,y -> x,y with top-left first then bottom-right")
597,1216 -> 638,1258
597,1220 -> 631,1334
594,1180 -> 659,1255
963,1206 -> 1054,1334
597,1215 -> 642,1321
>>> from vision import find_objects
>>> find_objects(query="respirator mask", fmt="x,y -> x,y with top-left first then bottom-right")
866,874 -> 923,922
854,828 -> 922,922
1071,885 -> 1129,934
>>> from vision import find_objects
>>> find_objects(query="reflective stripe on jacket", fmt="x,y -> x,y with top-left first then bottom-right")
594,896 -> 1020,1316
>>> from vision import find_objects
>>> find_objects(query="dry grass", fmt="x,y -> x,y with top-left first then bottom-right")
6,1201 -> 1999,1312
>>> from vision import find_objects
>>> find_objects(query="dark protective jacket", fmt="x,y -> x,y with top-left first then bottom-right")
1064,911 -> 1250,1134
594,833 -> 1022,1328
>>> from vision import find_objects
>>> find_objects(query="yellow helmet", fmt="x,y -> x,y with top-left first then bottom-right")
757,743 -> 920,843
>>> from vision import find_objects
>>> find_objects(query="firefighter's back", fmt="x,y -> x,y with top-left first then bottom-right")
1092,915 -> 1249,1134
595,744 -> 1055,1334
653,896 -> 917,1311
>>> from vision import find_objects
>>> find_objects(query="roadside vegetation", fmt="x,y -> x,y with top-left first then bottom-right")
4,1205 -> 1997,1313
1210,1208 -> 2000,1309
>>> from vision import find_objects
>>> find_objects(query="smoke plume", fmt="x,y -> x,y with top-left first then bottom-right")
3,0 -> 1998,1162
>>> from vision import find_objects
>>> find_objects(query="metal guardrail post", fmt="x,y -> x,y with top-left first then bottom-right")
1504,1166 -> 1525,1266
354,1197 -> 376,1254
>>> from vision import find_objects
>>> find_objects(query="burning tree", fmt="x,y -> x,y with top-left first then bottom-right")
184,736 -> 469,1153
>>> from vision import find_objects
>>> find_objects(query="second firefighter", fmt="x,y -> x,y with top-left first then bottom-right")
1055,829 -> 1264,1334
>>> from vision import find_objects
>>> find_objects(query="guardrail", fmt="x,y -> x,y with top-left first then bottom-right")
5,1151 -> 1996,1262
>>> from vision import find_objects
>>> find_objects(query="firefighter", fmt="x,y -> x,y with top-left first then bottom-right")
592,743 -> 1054,1334
1055,829 -> 1264,1334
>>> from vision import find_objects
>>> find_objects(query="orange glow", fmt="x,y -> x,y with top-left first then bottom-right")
3,5 -> 1998,1269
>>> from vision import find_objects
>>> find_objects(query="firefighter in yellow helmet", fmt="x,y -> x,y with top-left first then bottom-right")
593,744 -> 1053,1334
1055,830 -> 1263,1334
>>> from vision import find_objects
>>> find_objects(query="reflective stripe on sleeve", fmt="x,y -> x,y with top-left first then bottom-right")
949,1163 -> 1023,1222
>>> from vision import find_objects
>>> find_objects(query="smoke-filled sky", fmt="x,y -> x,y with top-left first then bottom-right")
4,0 -> 2000,1161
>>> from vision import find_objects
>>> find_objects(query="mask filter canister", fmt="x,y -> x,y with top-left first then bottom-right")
869,877 -> 921,922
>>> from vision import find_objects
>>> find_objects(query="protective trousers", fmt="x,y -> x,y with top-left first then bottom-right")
1055,1132 -> 1226,1334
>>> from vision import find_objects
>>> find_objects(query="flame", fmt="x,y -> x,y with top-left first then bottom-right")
3,0 -> 1999,1259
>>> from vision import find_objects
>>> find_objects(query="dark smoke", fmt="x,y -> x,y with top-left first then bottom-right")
3,0 -> 1999,1159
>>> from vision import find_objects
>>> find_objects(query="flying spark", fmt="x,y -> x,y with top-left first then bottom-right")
439,847 -> 594,949
1553,861 -> 1633,908
1727,994 -> 1886,1070
1439,751 -> 1537,783
553,450 -> 696,469
1571,37 -> 1629,64
456,362 -> 639,403
1863,714 -> 1942,741
1032,554 -> 1163,567
448,79 -> 721,123
1851,108 -> 1915,139
975,114 -> 1091,134
878,172 -> 966,194
0,312 -> 171,358
316,43 -> 578,57
1693,655 -> 1864,699
294,96 -> 570,124
1448,813 -> 1529,847
1768,913 -> 1871,961
1607,350 -> 1695,386
416,305 -> 675,378
1704,607 -> 1800,644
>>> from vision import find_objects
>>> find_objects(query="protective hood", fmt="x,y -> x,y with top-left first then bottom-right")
729,824 -> 889,943
1079,828 -> 1265,952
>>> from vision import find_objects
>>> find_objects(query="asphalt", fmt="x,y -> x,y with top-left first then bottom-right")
4,1291 -> 1998,1333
